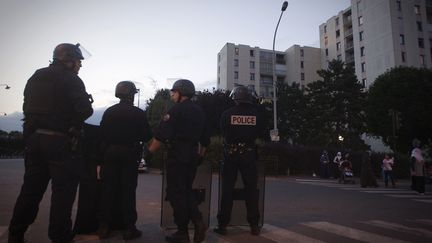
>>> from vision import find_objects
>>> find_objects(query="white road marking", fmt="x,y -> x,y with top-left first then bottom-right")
238,224 -> 325,243
362,220 -> 432,238
302,221 -> 409,243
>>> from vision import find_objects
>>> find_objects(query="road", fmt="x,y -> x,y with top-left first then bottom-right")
0,159 -> 431,243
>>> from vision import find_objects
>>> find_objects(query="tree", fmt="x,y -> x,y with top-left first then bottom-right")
366,66 -> 432,153
304,60 -> 367,150
145,89 -> 173,129
276,81 -> 307,144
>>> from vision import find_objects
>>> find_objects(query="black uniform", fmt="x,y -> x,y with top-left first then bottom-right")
99,100 -> 152,230
155,99 -> 210,231
217,103 -> 264,228
9,63 -> 93,243
73,123 -> 103,234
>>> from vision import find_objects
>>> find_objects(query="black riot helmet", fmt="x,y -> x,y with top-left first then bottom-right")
115,81 -> 138,99
171,79 -> 195,98
53,43 -> 85,62
230,85 -> 253,104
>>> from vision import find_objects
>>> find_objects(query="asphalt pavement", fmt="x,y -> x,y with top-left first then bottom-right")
1,159 -> 431,243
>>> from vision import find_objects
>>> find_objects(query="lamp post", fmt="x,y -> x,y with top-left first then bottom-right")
136,88 -> 141,108
270,1 -> 288,142
338,135 -> 344,151
1,84 -> 10,90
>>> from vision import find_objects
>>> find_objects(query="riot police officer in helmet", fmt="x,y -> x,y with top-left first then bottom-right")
146,79 -> 210,243
8,43 -> 93,243
214,85 -> 265,236
98,81 -> 152,240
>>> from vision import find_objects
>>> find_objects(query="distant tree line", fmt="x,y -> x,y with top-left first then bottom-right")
0,130 -> 24,158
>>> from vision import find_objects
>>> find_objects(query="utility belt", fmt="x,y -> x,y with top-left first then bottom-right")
35,128 -> 67,137
224,142 -> 255,155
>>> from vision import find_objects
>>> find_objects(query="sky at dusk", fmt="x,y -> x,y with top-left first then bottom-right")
0,0 -> 350,131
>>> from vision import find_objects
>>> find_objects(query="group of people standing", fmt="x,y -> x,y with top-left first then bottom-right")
319,150 -> 349,179
7,43 -> 265,243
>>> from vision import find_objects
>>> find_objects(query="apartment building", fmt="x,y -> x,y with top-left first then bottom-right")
217,43 -> 321,98
320,0 -> 432,88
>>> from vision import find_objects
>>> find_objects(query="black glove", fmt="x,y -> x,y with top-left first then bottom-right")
143,147 -> 153,166
196,155 -> 204,166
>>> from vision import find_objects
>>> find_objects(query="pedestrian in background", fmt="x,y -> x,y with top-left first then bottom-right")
382,153 -> 395,188
8,43 -> 93,243
146,79 -> 210,243
97,81 -> 152,240
331,152 -> 342,179
214,86 -> 265,236
320,150 -> 330,178
411,139 -> 426,194
360,150 -> 379,188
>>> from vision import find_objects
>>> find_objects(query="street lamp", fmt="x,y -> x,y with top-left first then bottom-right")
338,135 -> 344,151
270,1 -> 288,142
1,84 -> 10,89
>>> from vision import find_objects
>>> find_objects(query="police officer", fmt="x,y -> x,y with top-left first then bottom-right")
214,85 -> 265,236
146,79 -> 210,243
98,81 -> 152,240
8,43 -> 93,243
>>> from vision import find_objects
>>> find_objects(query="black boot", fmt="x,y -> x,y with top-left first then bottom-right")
213,225 -> 227,235
193,219 -> 207,243
123,227 -> 142,240
165,230 -> 190,243
8,233 -> 26,243
96,223 -> 110,239
250,225 -> 261,236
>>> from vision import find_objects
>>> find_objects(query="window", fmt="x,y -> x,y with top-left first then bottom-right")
400,34 -> 405,45
417,21 -> 423,32
359,31 -> 364,41
420,55 -> 425,65
250,61 -> 255,69
250,50 -> 254,57
358,16 -> 363,26
362,78 -> 366,88
337,54 -> 341,60
336,30 -> 340,38
300,49 -> 304,57
335,17 -> 339,26
401,51 -> 406,62
397,1 -> 401,11
336,42 -> 341,51
325,36 -> 328,46
360,46 -> 365,56
419,38 -> 425,48
414,5 -> 420,15
218,54 -> 220,62
235,47 -> 239,55
301,73 -> 305,81
300,61 -> 304,68
361,62 -> 366,72
234,59 -> 239,67
250,73 -> 255,81
234,71 -> 238,79
325,48 -> 329,56
324,25 -> 327,33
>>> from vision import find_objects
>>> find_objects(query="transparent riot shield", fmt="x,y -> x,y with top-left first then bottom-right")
218,158 -> 265,226
161,161 -> 212,229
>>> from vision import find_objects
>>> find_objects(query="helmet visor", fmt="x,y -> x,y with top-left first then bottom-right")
76,43 -> 91,60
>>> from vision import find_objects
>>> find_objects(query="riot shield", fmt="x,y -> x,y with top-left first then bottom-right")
218,158 -> 265,226
161,161 -> 212,229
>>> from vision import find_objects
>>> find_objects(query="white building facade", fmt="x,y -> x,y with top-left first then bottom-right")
217,43 -> 321,98
320,0 -> 432,88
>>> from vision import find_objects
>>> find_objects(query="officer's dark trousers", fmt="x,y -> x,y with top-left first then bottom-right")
217,150 -> 259,227
166,145 -> 202,231
100,145 -> 138,230
9,133 -> 79,243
